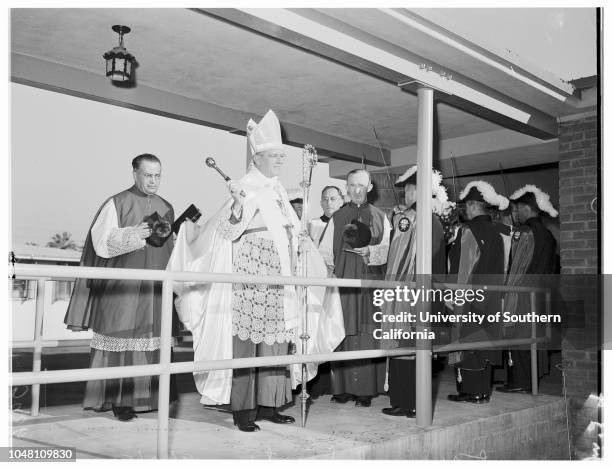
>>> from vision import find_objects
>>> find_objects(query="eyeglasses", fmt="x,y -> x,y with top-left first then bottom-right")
265,152 -> 286,160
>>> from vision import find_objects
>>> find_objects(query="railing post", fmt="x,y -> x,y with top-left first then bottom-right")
545,290 -> 552,341
529,291 -> 538,395
157,279 -> 172,459
31,279 -> 45,417
10,264 -> 555,448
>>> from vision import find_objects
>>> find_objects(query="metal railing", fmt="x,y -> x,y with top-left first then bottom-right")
9,263 -> 551,459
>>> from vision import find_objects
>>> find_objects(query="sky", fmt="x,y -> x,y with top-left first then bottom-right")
10,84 -> 341,247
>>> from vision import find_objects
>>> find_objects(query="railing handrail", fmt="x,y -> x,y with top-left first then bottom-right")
9,263 -> 553,366
10,339 -> 92,349
8,262 -> 552,458
11,336 -> 550,387
10,263 -> 551,293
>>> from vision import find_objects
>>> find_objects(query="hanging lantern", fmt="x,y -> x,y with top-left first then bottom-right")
103,25 -> 136,83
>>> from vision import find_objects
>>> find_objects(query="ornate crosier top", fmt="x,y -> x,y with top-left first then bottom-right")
299,144 -> 318,268
301,144 -> 318,188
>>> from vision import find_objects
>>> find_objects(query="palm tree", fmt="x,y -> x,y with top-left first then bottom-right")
46,232 -> 79,250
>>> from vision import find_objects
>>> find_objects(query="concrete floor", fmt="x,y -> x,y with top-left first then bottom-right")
10,348 -> 566,459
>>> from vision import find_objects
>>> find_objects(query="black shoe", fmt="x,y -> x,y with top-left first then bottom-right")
331,393 -> 354,404
258,412 -> 295,424
448,393 -> 490,404
355,396 -> 372,407
469,393 -> 490,404
92,403 -> 112,413
381,406 -> 416,417
496,385 -> 530,394
112,406 -> 137,421
234,421 -> 260,432
447,393 -> 473,402
381,406 -> 407,416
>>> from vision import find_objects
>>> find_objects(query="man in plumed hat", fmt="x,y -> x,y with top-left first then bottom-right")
329,168 -> 391,407
447,181 -> 508,404
168,110 -> 344,432
497,185 -> 558,393
380,166 -> 450,417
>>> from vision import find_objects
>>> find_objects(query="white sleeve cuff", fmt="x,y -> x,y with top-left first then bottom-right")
91,199 -> 145,258
106,227 -> 146,258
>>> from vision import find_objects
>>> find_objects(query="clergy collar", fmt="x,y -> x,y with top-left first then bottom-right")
347,200 -> 370,208
129,185 -> 154,198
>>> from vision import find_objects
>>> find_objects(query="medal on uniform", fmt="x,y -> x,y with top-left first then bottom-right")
398,216 -> 411,232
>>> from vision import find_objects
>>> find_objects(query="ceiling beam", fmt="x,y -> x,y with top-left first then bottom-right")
330,132 -> 558,179
201,8 -> 559,140
380,9 -> 577,100
11,53 -> 387,167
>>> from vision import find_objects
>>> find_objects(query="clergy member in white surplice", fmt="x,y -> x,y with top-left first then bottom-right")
168,110 -> 345,432
304,185 -> 345,398
65,153 -> 176,422
308,185 -> 345,272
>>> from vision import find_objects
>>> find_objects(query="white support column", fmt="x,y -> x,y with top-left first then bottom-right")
415,86 -> 434,427
157,279 -> 173,459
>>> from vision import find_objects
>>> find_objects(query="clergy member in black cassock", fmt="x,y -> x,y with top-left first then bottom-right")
497,185 -> 558,393
380,166 -> 448,418
330,169 -> 391,407
447,181 -> 508,404
64,153 -> 177,422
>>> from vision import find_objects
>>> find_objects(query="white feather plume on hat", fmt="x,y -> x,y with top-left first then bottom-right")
395,166 -> 455,216
395,165 -> 418,186
459,181 -> 509,210
509,184 -> 558,217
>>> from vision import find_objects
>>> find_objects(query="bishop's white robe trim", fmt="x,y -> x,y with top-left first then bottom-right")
168,166 -> 346,405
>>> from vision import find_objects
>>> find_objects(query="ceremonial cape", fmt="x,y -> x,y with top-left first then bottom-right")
381,205 -> 447,349
385,205 -> 446,282
503,216 -> 556,340
167,167 -> 345,405
64,186 -> 174,337
448,215 -> 504,349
